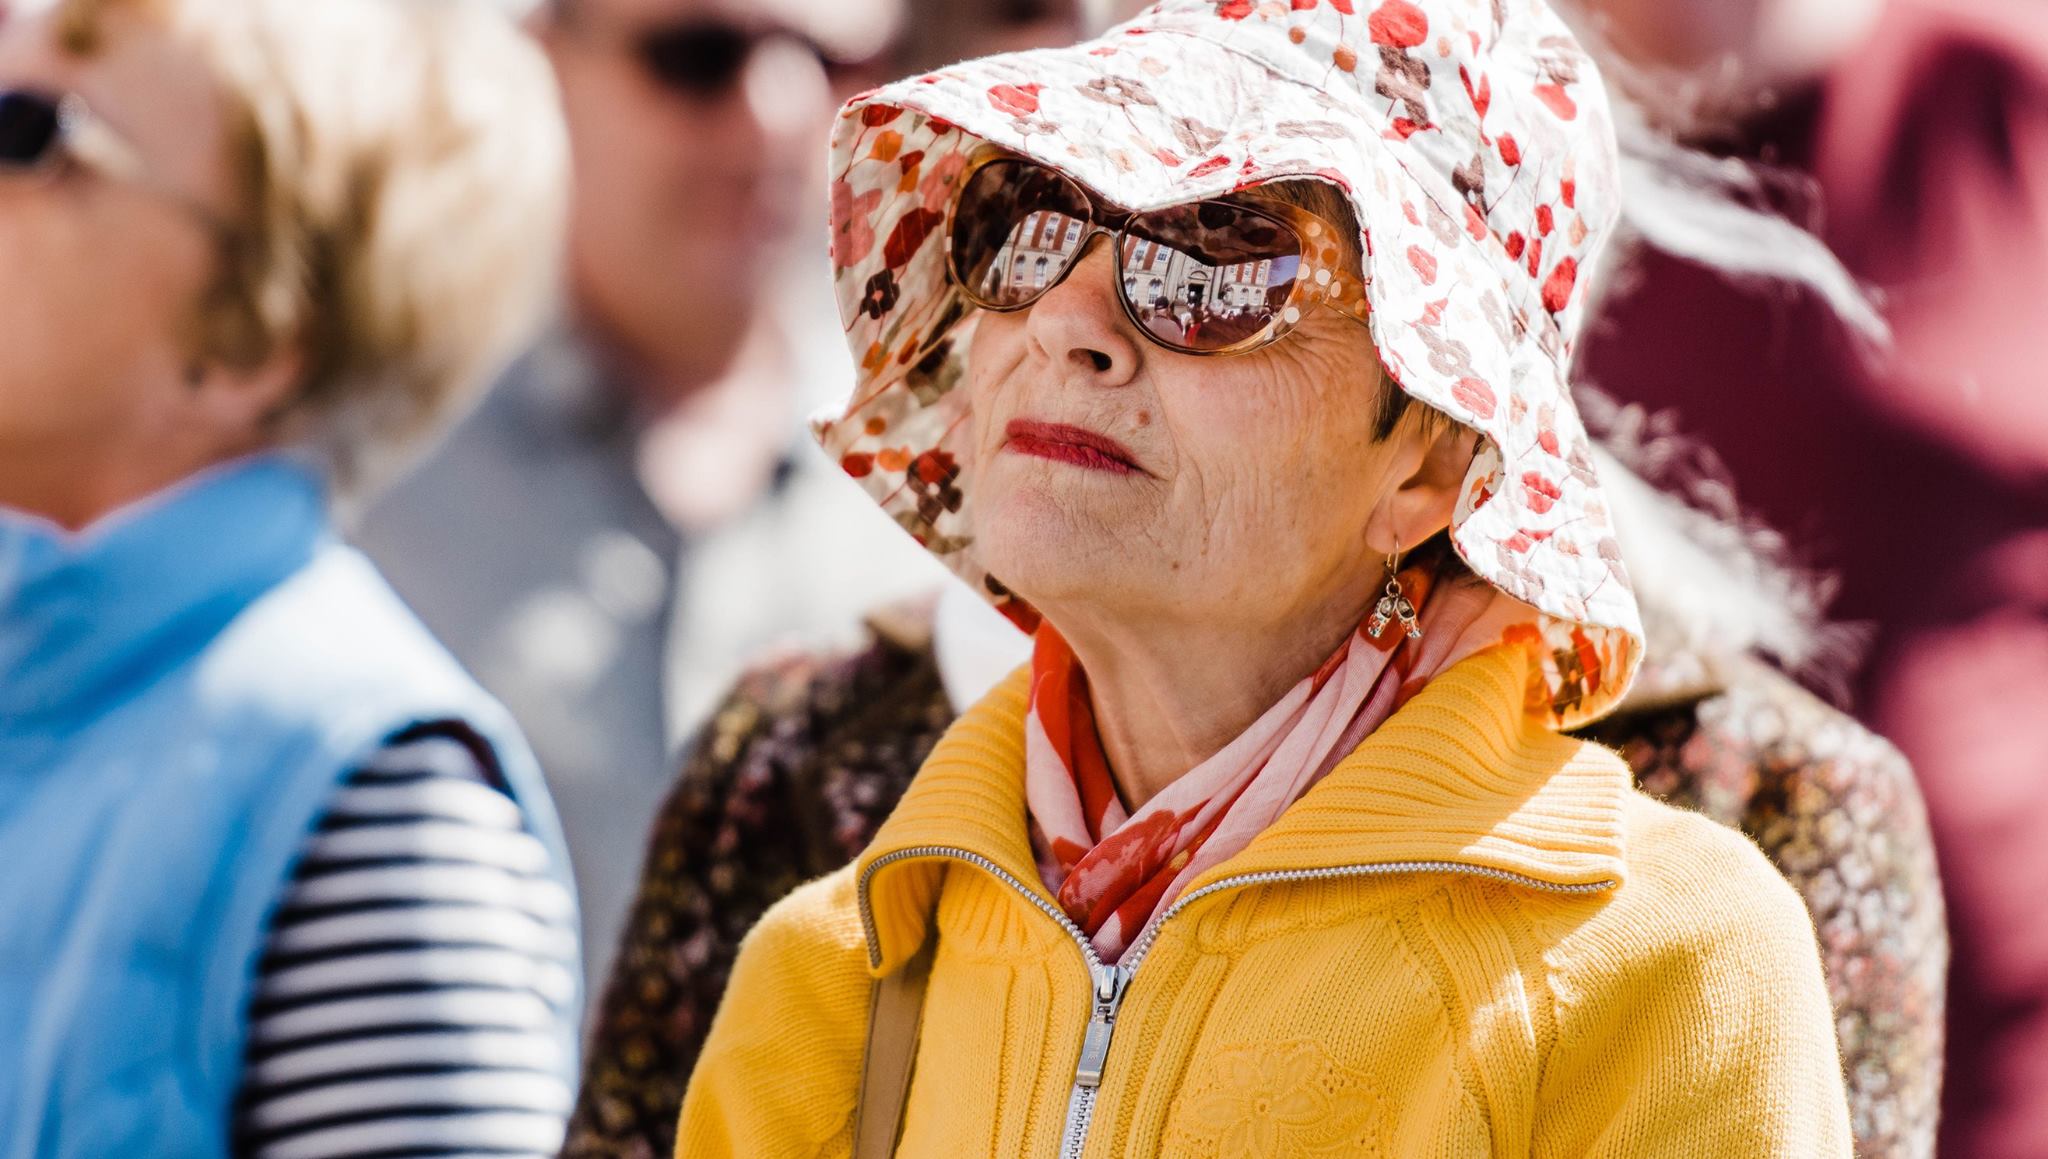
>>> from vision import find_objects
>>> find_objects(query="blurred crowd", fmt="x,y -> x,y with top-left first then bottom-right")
0,0 -> 2042,1155
350,0 -> 1126,997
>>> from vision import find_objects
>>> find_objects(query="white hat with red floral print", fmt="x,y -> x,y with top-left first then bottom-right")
815,0 -> 1644,728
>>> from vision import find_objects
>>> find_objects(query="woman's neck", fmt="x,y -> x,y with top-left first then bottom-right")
0,436 -> 266,532
1050,590 -> 1373,811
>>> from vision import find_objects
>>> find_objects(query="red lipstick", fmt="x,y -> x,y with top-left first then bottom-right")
1003,420 -> 1143,475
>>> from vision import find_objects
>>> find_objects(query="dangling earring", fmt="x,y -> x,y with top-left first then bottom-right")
1366,544 -> 1424,641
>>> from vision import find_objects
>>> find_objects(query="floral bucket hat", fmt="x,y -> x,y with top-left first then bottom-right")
815,0 -> 1644,728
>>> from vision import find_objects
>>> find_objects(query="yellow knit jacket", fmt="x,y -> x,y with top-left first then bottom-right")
677,646 -> 1853,1157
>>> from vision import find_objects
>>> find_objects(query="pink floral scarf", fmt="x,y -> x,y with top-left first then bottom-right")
1024,562 -> 1545,963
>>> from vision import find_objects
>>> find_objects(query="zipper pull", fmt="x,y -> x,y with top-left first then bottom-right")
1074,963 -> 1131,1089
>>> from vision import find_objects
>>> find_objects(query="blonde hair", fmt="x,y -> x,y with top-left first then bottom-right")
57,0 -> 569,491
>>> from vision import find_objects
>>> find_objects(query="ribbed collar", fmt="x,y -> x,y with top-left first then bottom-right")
857,645 -> 1630,972
0,455 -> 327,734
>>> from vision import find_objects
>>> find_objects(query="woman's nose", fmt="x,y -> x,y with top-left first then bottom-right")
1023,238 -> 1143,388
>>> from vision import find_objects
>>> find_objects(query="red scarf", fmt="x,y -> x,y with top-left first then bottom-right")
1023,564 -> 1545,963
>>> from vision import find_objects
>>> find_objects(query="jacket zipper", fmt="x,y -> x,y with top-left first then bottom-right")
857,847 -> 1613,1159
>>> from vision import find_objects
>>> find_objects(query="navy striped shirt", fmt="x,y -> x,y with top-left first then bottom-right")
234,726 -> 577,1159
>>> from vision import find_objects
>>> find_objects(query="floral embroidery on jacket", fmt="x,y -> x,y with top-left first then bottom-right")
1169,1040 -> 1387,1157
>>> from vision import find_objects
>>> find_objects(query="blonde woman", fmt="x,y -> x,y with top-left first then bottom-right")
0,0 -> 576,1154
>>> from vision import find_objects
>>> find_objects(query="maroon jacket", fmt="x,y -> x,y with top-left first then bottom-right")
1583,3 -> 2048,1153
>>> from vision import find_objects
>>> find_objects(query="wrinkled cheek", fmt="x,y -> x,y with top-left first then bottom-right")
1199,475 -> 1292,561
964,316 -> 1026,452
1154,454 -> 1254,560
1173,452 -> 1360,597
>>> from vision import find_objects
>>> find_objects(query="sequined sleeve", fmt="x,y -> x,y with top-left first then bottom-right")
561,623 -> 955,1159
1581,664 -> 1947,1159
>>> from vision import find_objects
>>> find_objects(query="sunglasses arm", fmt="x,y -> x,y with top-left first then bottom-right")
56,97 -> 147,183
1305,274 -> 1373,329
58,97 -> 238,237
1259,201 -> 1373,330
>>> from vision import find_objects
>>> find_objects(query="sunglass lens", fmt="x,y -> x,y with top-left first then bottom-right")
950,160 -> 1094,309
640,23 -> 751,97
0,91 -> 61,170
1119,201 -> 1304,352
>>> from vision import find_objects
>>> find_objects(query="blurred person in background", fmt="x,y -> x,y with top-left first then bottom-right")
0,0 -> 579,1156
560,3 -> 1090,1151
894,0 -> 1082,72
352,0 -> 945,998
1571,0 -> 2048,1154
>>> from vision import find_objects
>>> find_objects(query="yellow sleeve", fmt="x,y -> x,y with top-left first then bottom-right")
675,865 -> 873,1159
1533,802 -> 1854,1158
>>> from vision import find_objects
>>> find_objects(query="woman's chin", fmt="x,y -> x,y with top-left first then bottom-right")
976,485 -> 1158,603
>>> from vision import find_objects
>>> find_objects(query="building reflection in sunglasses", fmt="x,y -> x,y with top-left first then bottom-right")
982,208 -> 1294,317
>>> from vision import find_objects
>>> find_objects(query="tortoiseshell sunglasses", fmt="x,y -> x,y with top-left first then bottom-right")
945,153 -> 1373,356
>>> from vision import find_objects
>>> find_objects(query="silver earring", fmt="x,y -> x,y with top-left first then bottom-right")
1366,545 -> 1423,641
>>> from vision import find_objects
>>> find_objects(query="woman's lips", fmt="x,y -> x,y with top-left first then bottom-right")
1003,419 -> 1144,476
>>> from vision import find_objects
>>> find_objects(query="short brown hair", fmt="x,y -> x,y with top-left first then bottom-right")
58,0 -> 569,488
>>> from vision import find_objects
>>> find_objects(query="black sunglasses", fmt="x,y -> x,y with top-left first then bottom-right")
560,10 -> 870,100
650,22 -> 859,96
0,89 -> 90,173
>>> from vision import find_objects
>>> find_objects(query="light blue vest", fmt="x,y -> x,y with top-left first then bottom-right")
0,457 -> 578,1158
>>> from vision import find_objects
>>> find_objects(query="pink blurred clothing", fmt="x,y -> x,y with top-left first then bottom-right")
1584,2 -> 2048,1153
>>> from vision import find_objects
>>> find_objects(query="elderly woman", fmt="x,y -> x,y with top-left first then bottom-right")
676,0 -> 1853,1155
0,0 -> 577,1155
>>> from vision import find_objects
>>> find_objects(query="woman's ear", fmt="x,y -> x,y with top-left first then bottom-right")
185,342 -> 306,446
1365,410 -> 1478,555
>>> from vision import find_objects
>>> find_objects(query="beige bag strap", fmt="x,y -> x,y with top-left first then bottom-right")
853,932 -> 937,1159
